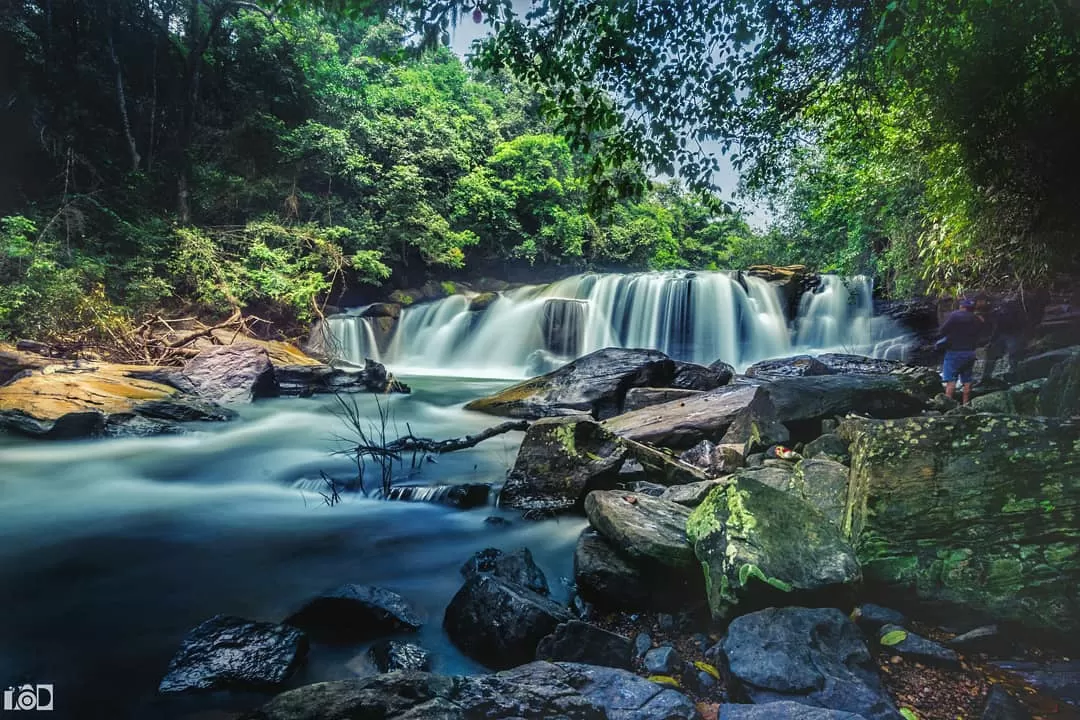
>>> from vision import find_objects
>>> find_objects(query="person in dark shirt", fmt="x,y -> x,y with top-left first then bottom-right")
937,297 -> 984,405
980,289 -> 1050,384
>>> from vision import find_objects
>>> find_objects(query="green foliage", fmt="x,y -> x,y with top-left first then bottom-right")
880,629 -> 908,646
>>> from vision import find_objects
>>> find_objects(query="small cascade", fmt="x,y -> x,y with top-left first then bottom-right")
323,308 -> 382,363
323,271 -> 908,377
384,483 -> 492,509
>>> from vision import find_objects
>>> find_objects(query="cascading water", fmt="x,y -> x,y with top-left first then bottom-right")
323,272 -> 908,378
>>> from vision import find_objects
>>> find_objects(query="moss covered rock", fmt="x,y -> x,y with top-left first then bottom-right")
789,458 -> 850,527
1039,354 -> 1080,417
584,491 -> 695,570
843,414 -> 1080,633
687,474 -> 861,620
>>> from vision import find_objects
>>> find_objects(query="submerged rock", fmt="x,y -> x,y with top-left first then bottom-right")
584,491 -> 696,570
443,575 -> 571,669
465,347 -> 676,420
687,475 -> 860,620
159,615 -> 307,694
182,344 -> 278,404
385,483 -> 490,509
843,414 -> 1080,633
460,547 -> 550,596
284,585 -> 422,643
499,417 -> 625,515
535,620 -> 633,669
720,607 -> 901,720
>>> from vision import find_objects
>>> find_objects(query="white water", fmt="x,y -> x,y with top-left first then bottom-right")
324,272 -> 909,378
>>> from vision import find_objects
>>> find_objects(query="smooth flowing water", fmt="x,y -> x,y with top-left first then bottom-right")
322,272 -> 909,377
0,378 -> 583,719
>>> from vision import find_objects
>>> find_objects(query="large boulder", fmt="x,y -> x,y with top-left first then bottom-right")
247,661 -> 696,720
719,703 -> 869,720
465,348 -> 676,420
843,415 -> 1080,633
460,547 -> 550,596
671,361 -> 732,391
816,353 -> 942,394
788,458 -> 850,527
182,344 -> 277,403
1015,346 -> 1080,383
718,388 -> 790,455
159,615 -> 307,694
624,387 -> 704,412
535,620 -> 633,669
573,528 -> 703,612
719,607 -> 902,720
746,355 -> 832,379
584,491 -> 696,570
499,417 -> 625,515
967,380 -> 1043,415
687,475 -> 860,620
603,384 -> 763,449
1039,354 -> 1080,417
443,575 -> 572,669
275,359 -> 409,396
283,585 -> 422,643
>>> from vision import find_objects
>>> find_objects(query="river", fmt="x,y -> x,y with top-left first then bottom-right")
0,376 -> 582,719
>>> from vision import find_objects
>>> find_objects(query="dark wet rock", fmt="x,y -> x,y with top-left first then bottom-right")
1015,346 -> 1080,383
134,397 -> 236,423
573,529 -> 703,613
661,479 -> 728,507
687,475 -> 861,620
465,347 -> 676,420
275,360 -> 410,396
656,613 -> 676,632
720,607 -> 901,720
817,353 -> 942,393
671,361 -> 732,391
159,615 -> 307,694
643,646 -> 680,675
369,640 -> 431,673
535,620 -> 633,669
746,355 -> 832,379
634,633 -> 653,661
979,685 -> 1033,720
988,660 -> 1080,707
0,409 -> 107,439
624,387 -> 704,412
1039,353 -> 1080,417
947,624 -> 1002,654
804,433 -> 851,463
852,604 -> 906,636
182,344 -> 278,404
569,592 -> 595,621
484,515 -> 512,527
460,547 -> 550,596
361,302 -> 402,319
584,491 -> 695,570
467,292 -> 498,312
443,575 -> 571,669
719,702 -> 869,720
624,438 -> 713,486
604,384 -> 762,449
877,624 -> 959,668
386,483 -> 491,509
678,439 -> 745,477
788,457 -> 850,527
709,359 -> 737,379
719,389 -> 790,455
284,585 -> 422,643
842,414 -> 1080,633
499,417 -> 625,516
622,480 -> 668,497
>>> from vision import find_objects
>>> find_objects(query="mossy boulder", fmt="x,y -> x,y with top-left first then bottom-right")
789,458 -> 850,527
843,414 -> 1080,633
967,379 -> 1045,415
687,475 -> 861,620
584,491 -> 696,570
499,417 -> 625,515
467,292 -> 499,312
1039,354 -> 1080,417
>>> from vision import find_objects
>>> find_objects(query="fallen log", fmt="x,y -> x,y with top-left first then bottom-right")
386,420 -> 529,455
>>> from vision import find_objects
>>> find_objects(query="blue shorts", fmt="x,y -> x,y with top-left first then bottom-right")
942,350 -> 977,384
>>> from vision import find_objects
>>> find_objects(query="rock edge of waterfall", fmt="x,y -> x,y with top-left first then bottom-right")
154,346 -> 1079,720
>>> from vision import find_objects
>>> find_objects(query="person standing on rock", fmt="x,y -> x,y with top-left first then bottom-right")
937,297 -> 983,405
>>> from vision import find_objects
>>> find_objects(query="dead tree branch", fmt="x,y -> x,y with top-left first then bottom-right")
385,421 -> 529,455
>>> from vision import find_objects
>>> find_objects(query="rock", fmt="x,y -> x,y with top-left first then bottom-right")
947,624 -> 1002,654
573,529 -> 703,612
988,660 -> 1080,707
679,439 -> 745,477
443,575 -> 572,669
369,640 -> 431,672
877,624 -> 959,668
284,585 -> 422,643
624,438 -> 713,486
622,480 -> 668,497
584,491 -> 695,570
1015,346 -> 1080,383
656,613 -> 676,632
979,685 -> 1032,720
133,397 -> 235,423
709,359 -> 737,379
687,475 -> 861,620
460,547 -> 550,596
249,661 -> 697,720
158,615 -> 307,694
275,360 -> 410,396
535,620 -> 633,669
624,387 -> 704,412
634,633 -> 652,661
746,355 -> 832,379
745,452 -> 765,468
569,592 -> 595,621
734,465 -> 795,492
851,604 -> 906,636
605,384 -> 764,449
788,458 -> 850,526
1039,354 -> 1080,417
719,389 -> 790,455
0,343 -> 50,385
499,417 -> 625,515
719,702 -> 869,720
465,348 -> 676,420
467,292 -> 499,312
661,479 -> 728,507
817,353 -> 941,392
671,361 -> 732,391
843,414 -> 1080,633
182,344 -> 277,404
643,646 -> 680,675
361,302 -> 402,319
484,515 -> 512,527
720,607 -> 901,720
804,433 -> 851,463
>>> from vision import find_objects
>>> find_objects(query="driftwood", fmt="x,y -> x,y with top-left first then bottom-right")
385,420 -> 530,455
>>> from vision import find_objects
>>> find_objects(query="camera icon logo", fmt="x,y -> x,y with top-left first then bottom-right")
2,684 -> 53,711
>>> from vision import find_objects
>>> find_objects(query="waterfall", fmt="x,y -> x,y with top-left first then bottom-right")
322,272 -> 907,378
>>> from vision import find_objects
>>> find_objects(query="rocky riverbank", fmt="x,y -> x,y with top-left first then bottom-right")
139,343 -> 1080,720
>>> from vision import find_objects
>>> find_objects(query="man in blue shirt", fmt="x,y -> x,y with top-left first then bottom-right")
937,297 -> 984,405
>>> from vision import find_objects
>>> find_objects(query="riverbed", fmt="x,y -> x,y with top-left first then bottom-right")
0,377 -> 582,719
